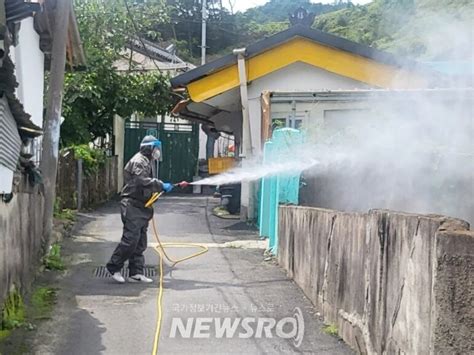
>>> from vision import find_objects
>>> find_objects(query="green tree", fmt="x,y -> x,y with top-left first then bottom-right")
313,0 -> 473,60
154,0 -> 238,61
61,0 -> 173,147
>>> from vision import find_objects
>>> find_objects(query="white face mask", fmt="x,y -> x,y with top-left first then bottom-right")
152,148 -> 161,161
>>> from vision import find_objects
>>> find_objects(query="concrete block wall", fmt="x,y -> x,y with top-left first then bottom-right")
278,206 -> 473,354
0,179 -> 44,306
433,230 -> 474,354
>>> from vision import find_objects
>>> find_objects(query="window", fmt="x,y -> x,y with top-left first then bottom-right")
272,117 -> 304,130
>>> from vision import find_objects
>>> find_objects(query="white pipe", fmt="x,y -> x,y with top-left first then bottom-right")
201,0 -> 207,65
233,48 -> 252,158
234,47 -> 254,220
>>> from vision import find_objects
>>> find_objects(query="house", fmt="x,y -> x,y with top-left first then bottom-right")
170,19 -> 442,219
115,37 -> 194,73
112,38 -> 198,190
0,0 -> 85,307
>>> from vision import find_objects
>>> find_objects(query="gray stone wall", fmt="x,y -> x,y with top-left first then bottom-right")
278,206 -> 473,354
0,179 -> 44,306
433,230 -> 474,354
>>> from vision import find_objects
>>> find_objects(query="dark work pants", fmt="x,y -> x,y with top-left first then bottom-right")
106,199 -> 153,276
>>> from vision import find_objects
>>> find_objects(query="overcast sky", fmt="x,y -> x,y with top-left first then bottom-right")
226,0 -> 373,13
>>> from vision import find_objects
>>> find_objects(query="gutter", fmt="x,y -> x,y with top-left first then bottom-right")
269,88 -> 474,102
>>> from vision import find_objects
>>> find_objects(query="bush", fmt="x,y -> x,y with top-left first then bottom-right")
67,144 -> 106,176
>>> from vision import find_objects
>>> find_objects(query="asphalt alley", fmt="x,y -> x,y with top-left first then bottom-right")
30,196 -> 351,355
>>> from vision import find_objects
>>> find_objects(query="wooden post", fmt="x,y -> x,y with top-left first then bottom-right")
76,158 -> 83,211
41,0 -> 72,244
261,91 -> 271,147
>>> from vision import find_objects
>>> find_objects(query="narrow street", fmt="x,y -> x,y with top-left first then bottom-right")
30,196 -> 351,354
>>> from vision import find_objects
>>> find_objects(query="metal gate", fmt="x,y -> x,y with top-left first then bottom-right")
124,121 -> 199,184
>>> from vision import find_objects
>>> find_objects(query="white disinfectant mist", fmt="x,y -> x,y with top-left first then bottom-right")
192,10 -> 473,224
192,155 -> 320,186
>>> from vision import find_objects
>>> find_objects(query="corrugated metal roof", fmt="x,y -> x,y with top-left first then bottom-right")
128,38 -> 186,64
0,96 -> 22,171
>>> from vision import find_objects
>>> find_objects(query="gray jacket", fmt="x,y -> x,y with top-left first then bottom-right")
121,152 -> 162,204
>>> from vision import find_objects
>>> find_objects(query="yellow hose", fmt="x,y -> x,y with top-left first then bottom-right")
146,191 -> 209,355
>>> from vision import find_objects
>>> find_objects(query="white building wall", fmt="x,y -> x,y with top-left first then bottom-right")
271,100 -> 372,138
246,62 -> 372,153
0,165 -> 15,194
240,62 -> 372,218
13,17 -> 45,128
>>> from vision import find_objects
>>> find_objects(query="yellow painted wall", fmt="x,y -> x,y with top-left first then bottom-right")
187,37 -> 429,102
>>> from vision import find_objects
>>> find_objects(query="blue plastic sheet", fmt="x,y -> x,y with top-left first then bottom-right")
258,128 -> 304,254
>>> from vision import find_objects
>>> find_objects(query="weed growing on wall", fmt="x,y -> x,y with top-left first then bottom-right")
322,324 -> 339,337
43,244 -> 65,271
0,289 -> 26,341
30,287 -> 57,321
53,198 -> 76,221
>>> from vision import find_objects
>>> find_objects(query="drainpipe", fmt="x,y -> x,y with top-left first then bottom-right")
233,48 -> 254,220
233,48 -> 252,158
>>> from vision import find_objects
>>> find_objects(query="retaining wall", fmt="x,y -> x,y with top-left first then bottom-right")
278,206 -> 473,354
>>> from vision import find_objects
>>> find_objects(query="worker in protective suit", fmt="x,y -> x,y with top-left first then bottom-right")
106,135 -> 173,283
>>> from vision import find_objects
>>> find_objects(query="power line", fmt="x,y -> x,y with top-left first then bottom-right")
122,0 -> 163,73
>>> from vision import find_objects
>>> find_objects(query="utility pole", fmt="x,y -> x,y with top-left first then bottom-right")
41,0 -> 72,246
201,0 -> 207,65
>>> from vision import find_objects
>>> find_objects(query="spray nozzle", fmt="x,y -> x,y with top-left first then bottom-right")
175,181 -> 191,188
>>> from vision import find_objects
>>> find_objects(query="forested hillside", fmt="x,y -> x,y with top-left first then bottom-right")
155,0 -> 351,62
314,0 -> 473,60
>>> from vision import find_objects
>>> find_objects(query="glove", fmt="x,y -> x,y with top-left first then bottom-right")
162,182 -> 174,193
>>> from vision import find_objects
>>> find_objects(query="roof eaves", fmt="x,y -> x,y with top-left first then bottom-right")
35,0 -> 87,70
67,8 -> 86,68
5,0 -> 40,23
170,52 -> 235,87
0,55 -> 42,137
171,25 -> 425,88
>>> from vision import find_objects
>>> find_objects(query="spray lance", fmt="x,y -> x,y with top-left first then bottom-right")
175,181 -> 191,188
145,181 -> 191,208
